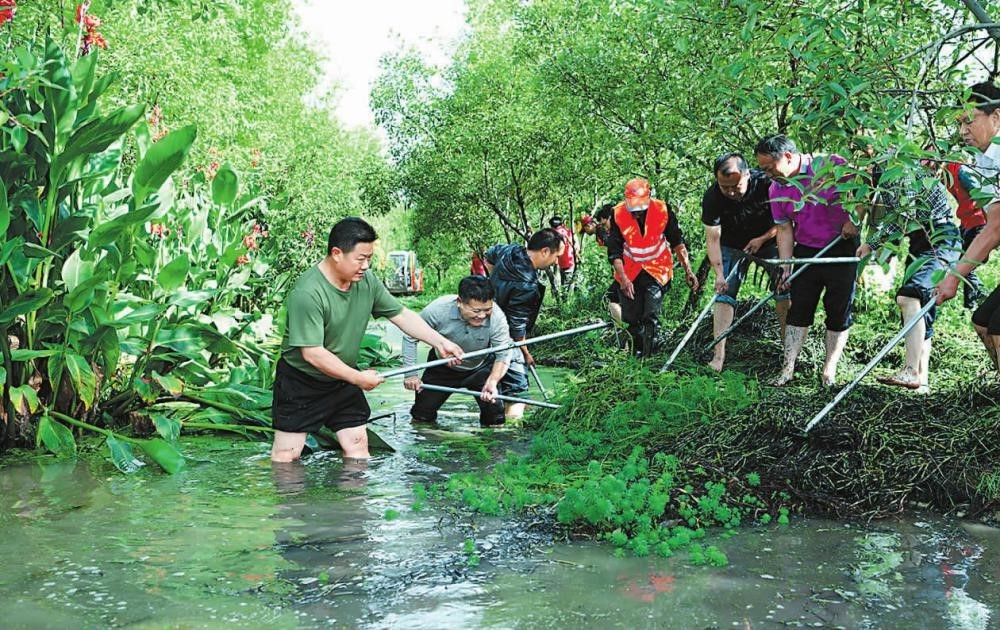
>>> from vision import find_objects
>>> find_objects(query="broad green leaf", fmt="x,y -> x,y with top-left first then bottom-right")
105,434 -> 144,473
0,366 -> 4,385
168,289 -> 217,308
152,371 -> 185,396
132,125 -> 197,208
0,289 -> 54,326
0,178 -> 8,235
10,126 -> 27,153
70,49 -> 98,104
156,255 -> 190,292
211,162 -> 239,206
49,216 -> 91,252
64,353 -> 98,409
64,274 -> 103,314
23,243 -> 60,259
115,302 -> 165,327
0,238 -> 23,266
138,438 -> 185,474
37,415 -> 77,457
10,348 -> 57,361
42,38 -> 76,150
151,413 -> 181,442
10,385 -> 41,413
87,204 -> 159,249
61,249 -> 96,293
53,104 -> 145,178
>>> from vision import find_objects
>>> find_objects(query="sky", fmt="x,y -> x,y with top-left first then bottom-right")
293,0 -> 467,130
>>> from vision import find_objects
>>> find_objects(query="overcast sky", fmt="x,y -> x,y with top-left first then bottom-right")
293,0 -> 467,129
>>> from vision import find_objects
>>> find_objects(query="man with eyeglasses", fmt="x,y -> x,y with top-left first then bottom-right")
403,275 -> 513,427
702,152 -> 786,372
755,134 -> 860,387
607,177 -> 699,357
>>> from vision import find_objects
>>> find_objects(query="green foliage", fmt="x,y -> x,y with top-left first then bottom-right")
384,509 -> 401,521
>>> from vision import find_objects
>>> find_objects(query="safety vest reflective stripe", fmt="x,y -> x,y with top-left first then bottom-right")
624,239 -> 667,262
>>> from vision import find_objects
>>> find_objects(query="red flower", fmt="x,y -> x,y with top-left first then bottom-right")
84,32 -> 108,50
0,0 -> 16,26
83,14 -> 100,29
75,3 -> 86,23
236,255 -> 250,265
243,234 -> 258,251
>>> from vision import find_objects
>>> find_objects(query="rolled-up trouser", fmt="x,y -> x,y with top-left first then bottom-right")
410,352 -> 505,426
786,240 -> 858,332
620,270 -> 667,356
715,243 -> 790,307
896,223 -> 961,339
961,225 -> 985,309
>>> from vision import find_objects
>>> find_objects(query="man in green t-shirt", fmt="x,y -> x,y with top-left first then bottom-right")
271,217 -> 463,462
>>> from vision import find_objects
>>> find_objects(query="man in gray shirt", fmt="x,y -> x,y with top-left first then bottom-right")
403,276 -> 513,426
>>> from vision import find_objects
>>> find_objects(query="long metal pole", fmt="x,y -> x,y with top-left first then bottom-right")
762,257 -> 861,265
527,363 -> 550,400
660,263 -> 742,372
380,321 -> 611,379
703,235 -> 844,353
418,383 -> 561,409
803,299 -> 935,433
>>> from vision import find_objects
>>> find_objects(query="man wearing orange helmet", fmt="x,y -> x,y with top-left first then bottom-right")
606,178 -> 699,356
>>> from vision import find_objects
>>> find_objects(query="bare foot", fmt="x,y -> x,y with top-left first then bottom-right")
820,373 -> 836,388
876,369 -> 920,390
771,371 -> 794,387
708,356 -> 724,372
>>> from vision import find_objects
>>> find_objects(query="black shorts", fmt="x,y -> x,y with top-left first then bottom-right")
271,359 -> 370,433
787,241 -> 858,332
972,285 -> 1000,335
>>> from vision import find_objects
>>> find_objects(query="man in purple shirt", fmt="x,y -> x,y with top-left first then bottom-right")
755,134 -> 860,387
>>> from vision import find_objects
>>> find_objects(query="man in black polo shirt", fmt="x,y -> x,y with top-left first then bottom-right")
702,152 -> 788,371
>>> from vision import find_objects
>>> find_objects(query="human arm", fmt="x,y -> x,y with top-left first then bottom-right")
665,209 -> 698,290
300,346 -> 384,390
389,308 -> 464,363
705,225 -> 726,294
937,199 -> 1000,303
481,358 -> 509,403
775,221 -> 795,291
744,225 -> 778,254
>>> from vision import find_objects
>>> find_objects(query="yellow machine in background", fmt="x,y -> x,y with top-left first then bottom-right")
384,250 -> 424,295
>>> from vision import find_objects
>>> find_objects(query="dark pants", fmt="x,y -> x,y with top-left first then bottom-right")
410,358 -> 505,426
620,270 -> 668,356
972,286 -> 1000,336
787,241 -> 858,332
896,224 -> 961,339
961,225 -> 985,309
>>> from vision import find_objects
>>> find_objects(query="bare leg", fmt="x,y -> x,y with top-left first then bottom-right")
505,402 -> 525,422
336,425 -> 370,459
709,302 -> 734,372
888,296 -> 924,387
773,325 -> 808,386
271,430 -> 307,463
608,302 -> 623,325
917,338 -> 931,392
821,329 -> 850,387
775,300 -> 790,344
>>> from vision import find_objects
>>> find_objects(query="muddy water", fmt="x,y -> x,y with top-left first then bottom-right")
1,342 -> 997,627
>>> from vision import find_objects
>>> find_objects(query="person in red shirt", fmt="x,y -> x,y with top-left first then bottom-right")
942,161 -> 986,309
549,216 -> 576,287
470,250 -> 488,277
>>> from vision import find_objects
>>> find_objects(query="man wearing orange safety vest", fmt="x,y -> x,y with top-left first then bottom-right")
606,178 -> 699,357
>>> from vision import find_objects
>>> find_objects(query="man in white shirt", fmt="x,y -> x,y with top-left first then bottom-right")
936,81 -> 1000,368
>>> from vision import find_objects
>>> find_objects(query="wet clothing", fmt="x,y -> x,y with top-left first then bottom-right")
279,267 -> 402,381
409,350 -> 506,426
770,154 -> 852,249
483,243 -> 543,340
271,359 -> 370,434
620,271 -> 668,356
701,169 -> 776,250
865,174 -> 954,251
786,240 -> 858,332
